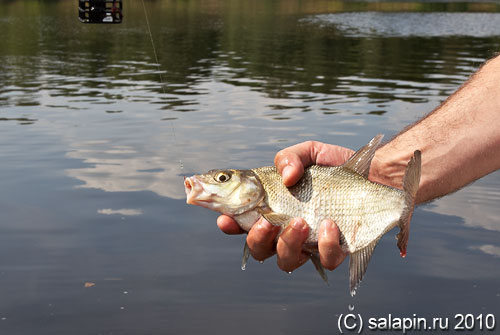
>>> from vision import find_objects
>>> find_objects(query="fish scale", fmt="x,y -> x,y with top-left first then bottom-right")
252,165 -> 406,252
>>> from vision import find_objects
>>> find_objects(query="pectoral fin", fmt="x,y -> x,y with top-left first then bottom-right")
241,241 -> 250,271
262,212 -> 293,227
349,237 -> 380,296
310,253 -> 329,285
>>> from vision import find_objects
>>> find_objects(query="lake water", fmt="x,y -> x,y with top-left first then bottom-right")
1,1 -> 499,334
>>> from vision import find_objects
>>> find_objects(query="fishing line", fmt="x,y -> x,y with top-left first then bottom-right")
141,0 -> 184,172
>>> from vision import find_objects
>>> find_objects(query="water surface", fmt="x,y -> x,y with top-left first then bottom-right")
0,1 -> 499,334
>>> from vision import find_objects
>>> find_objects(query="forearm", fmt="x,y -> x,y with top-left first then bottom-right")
370,54 -> 500,204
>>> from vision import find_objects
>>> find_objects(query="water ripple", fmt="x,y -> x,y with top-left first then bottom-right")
302,12 -> 500,37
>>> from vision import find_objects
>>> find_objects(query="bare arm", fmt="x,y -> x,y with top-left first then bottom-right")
370,54 -> 500,203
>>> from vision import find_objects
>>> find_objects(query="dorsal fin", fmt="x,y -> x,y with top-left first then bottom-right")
343,134 -> 384,178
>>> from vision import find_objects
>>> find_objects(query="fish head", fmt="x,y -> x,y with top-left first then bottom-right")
184,169 -> 264,215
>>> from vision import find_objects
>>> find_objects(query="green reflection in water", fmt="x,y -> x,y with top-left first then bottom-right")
1,0 -> 499,106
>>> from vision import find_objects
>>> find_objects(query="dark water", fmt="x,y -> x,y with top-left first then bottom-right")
1,1 -> 499,334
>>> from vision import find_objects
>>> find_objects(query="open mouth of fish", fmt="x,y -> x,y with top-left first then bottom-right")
184,176 -> 213,206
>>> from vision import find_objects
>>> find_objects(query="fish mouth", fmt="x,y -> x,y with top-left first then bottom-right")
184,176 -> 193,195
184,176 -> 213,206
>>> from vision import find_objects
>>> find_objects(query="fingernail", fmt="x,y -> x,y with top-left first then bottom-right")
258,219 -> 272,230
282,165 -> 294,183
291,218 -> 307,232
321,219 -> 334,237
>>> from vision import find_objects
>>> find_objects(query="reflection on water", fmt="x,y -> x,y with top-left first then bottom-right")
429,179 -> 500,232
472,244 -> 500,258
0,0 -> 499,334
97,208 -> 143,216
303,12 -> 500,37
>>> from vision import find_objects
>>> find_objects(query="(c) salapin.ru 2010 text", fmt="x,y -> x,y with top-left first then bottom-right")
337,313 -> 496,333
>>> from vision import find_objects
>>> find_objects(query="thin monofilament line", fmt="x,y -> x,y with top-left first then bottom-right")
141,0 -> 184,172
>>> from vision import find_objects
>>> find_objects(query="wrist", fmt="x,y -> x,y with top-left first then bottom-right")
368,148 -> 405,190
370,143 -> 432,204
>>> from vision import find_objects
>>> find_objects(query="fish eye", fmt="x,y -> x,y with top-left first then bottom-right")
214,172 -> 231,183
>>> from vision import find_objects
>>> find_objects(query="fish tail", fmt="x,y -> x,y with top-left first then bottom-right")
398,150 -> 421,258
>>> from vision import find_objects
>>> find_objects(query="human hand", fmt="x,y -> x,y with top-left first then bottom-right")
218,141 -> 354,272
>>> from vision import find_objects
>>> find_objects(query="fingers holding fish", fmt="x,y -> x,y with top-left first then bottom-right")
274,145 -> 306,187
276,218 -> 311,272
274,141 -> 354,187
318,219 -> 347,271
246,218 -> 280,261
217,215 -> 245,235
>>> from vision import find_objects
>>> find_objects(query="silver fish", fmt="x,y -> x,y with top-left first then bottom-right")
184,135 -> 421,294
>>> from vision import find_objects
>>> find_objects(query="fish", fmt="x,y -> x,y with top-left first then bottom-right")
184,135 -> 421,295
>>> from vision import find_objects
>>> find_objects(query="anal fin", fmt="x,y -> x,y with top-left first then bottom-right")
349,237 -> 380,296
310,253 -> 329,285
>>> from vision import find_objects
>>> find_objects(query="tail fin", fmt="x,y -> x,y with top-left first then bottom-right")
397,150 -> 421,258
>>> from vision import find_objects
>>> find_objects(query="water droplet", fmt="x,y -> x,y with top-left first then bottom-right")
1,317 -> 6,321
348,304 -> 355,311
120,306 -> 125,310
241,265 -> 246,271
350,289 -> 357,297
123,291 -> 128,294
287,271 -> 292,275
259,260 -> 264,264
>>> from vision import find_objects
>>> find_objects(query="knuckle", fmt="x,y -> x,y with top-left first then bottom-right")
251,252 -> 268,262
246,238 -> 261,253
323,262 -> 339,271
247,235 -> 275,262
248,243 -> 271,262
277,258 -> 294,272
303,140 -> 316,147
321,253 -> 345,271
